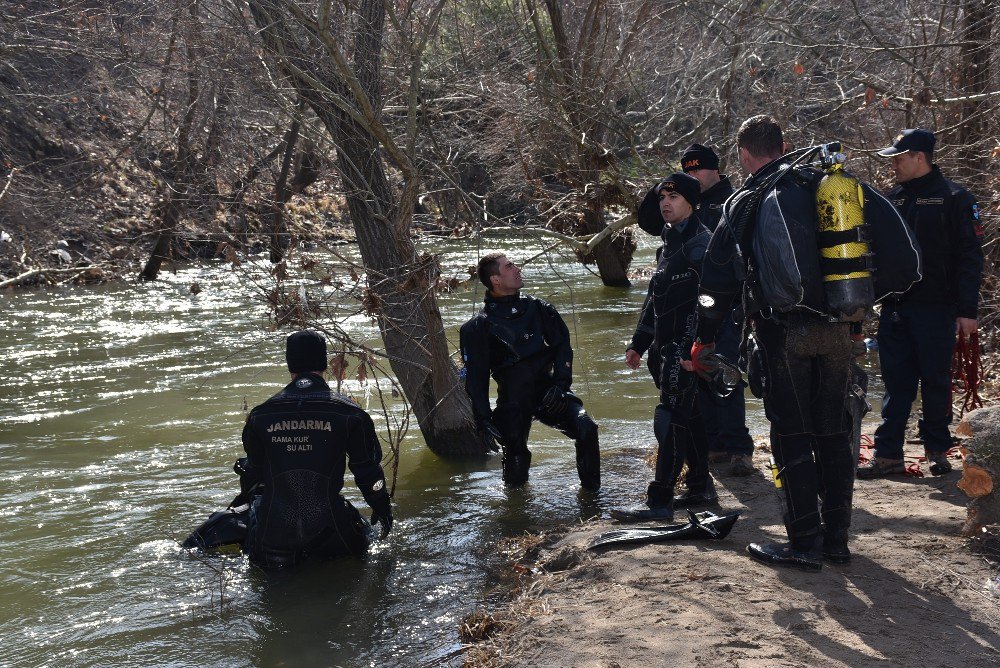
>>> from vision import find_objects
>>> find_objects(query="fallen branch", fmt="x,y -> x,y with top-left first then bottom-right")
0,266 -> 100,289
480,213 -> 636,256
0,168 -> 15,205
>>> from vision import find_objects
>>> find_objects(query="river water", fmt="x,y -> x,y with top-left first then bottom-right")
0,235 -> 789,667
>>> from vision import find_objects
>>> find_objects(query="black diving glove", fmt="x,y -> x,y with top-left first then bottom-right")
371,510 -> 393,538
477,417 -> 503,452
541,386 -> 570,416
368,490 -> 393,538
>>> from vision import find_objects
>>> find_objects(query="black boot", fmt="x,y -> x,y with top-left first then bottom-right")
501,451 -> 531,486
746,535 -> 823,572
822,528 -> 851,564
575,439 -> 601,492
674,477 -> 719,508
610,481 -> 674,522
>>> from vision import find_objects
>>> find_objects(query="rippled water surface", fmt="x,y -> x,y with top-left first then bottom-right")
0,236 -> 788,667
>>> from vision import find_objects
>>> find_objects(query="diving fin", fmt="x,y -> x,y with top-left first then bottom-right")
182,504 -> 250,550
588,510 -> 740,550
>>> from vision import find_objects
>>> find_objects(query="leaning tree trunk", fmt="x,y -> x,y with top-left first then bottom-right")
248,0 -> 485,456
579,204 -> 633,287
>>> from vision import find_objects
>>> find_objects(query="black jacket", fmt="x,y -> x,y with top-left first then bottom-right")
888,166 -> 983,319
241,373 -> 390,549
629,217 -> 710,384
692,175 -> 734,233
460,292 -> 573,420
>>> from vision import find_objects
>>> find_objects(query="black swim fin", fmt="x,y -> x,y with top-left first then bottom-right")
182,504 -> 250,550
588,510 -> 740,550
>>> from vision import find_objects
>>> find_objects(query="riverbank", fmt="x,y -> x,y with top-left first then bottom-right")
463,439 -> 1000,668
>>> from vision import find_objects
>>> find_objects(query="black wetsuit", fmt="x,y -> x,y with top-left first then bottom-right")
874,166 -> 984,458
627,218 -> 711,505
688,175 -> 754,458
460,292 -> 600,489
240,373 -> 391,569
692,175 -> 733,232
697,159 -> 854,549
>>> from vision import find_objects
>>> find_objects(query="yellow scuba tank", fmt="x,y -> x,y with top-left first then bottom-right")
815,151 -> 874,321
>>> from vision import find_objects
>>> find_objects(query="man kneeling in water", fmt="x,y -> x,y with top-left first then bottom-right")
238,330 -> 393,569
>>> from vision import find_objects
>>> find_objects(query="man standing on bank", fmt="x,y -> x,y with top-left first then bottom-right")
617,173 -> 714,521
460,254 -> 601,491
681,143 -> 756,476
239,330 -> 393,570
858,129 -> 984,479
691,116 -> 857,571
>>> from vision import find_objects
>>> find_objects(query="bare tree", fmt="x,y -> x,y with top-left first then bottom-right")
244,0 -> 485,455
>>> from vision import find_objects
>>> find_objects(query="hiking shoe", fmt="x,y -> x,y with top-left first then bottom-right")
729,454 -> 755,477
708,450 -> 729,464
926,451 -> 953,476
746,541 -> 823,572
856,457 -> 905,479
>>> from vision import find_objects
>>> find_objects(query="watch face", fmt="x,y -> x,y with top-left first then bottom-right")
699,294 -> 716,308
295,378 -> 313,388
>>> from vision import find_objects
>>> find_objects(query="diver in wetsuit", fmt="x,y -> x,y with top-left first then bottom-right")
239,331 -> 393,570
459,253 -> 601,491
616,173 -> 713,521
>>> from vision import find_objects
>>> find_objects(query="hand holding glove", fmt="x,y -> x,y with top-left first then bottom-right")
687,340 -> 717,380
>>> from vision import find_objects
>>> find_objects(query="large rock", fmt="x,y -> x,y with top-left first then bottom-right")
956,405 -> 1000,535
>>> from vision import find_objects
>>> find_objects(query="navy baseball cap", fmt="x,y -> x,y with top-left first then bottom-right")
877,129 -> 936,157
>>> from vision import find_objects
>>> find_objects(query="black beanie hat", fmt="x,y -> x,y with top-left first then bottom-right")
680,143 -> 720,172
636,173 -> 701,236
286,330 -> 328,374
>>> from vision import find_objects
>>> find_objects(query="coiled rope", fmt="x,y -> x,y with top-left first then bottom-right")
952,332 -> 984,416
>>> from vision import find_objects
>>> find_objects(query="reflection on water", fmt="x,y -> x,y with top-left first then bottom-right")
0,235 -> 851,666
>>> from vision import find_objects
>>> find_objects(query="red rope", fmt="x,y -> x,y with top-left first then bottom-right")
952,332 -> 984,416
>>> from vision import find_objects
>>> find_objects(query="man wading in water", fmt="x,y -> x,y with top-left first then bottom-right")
459,253 -> 601,491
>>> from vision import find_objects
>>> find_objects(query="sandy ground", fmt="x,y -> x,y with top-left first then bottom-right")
465,441 -> 1000,668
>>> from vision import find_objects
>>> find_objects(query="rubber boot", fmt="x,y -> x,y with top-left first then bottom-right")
610,481 -> 674,522
822,527 -> 851,564
501,451 -> 531,487
575,441 -> 601,492
747,533 -> 823,572
674,476 -> 719,508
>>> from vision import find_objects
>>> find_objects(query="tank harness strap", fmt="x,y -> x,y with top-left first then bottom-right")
816,226 -> 870,246
819,255 -> 875,276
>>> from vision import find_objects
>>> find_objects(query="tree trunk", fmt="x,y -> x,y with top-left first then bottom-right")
957,0 -> 992,182
956,405 -> 1000,535
248,0 -> 485,456
580,205 -> 633,287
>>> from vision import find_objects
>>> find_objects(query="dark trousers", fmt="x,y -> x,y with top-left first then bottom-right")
649,368 -> 710,505
756,315 -> 854,543
246,496 -> 373,570
492,377 -> 600,486
873,302 -> 956,458
698,306 -> 754,456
